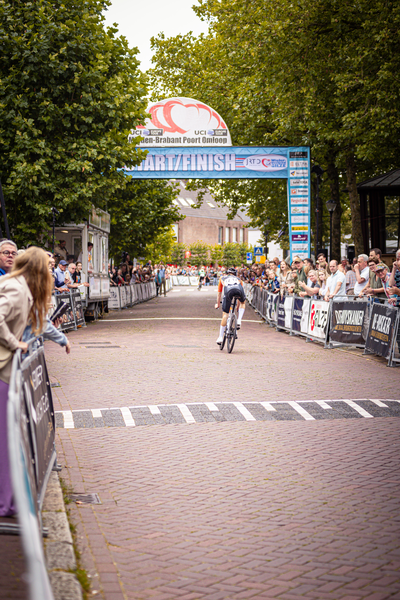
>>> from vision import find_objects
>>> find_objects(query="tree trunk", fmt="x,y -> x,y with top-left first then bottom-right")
326,161 -> 341,261
346,153 -> 364,256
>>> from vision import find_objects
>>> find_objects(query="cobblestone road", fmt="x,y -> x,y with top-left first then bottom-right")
47,287 -> 400,599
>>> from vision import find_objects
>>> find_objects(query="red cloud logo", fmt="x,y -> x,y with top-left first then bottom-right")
148,98 -> 227,134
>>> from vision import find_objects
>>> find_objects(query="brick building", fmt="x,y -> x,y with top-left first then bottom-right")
172,182 -> 249,245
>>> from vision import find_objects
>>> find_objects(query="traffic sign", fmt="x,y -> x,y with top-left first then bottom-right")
254,246 -> 263,256
246,252 -> 253,264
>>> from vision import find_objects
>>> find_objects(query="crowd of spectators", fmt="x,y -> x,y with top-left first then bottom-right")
241,248 -> 400,306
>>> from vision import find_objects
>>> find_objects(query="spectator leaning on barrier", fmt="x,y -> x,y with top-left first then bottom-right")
54,259 -> 70,293
360,258 -> 385,298
324,260 -> 346,301
279,261 -> 294,295
388,249 -> 400,307
375,263 -> 396,305
345,264 -> 356,295
318,269 -> 328,297
299,270 -> 320,298
0,240 -> 18,276
354,254 -> 370,295
0,247 -> 54,517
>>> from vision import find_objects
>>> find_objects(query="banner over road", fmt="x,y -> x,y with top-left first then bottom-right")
125,145 -> 311,260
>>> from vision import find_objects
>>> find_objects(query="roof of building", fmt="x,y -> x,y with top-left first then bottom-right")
357,169 -> 400,191
172,181 -> 250,222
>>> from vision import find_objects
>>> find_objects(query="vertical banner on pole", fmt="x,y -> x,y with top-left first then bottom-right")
287,149 -> 311,262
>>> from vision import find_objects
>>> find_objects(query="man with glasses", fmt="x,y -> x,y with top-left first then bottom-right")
0,240 -> 18,276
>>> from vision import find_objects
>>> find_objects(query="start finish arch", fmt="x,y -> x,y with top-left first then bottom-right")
125,145 -> 311,261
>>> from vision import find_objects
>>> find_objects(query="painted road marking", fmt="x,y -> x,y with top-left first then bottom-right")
342,399 -> 374,418
121,407 -> 135,427
102,317 -> 262,323
316,400 -> 332,410
63,411 -> 74,429
177,404 -> 196,423
261,402 -> 276,412
56,400 -> 400,429
287,401 -> 315,421
233,402 -> 256,421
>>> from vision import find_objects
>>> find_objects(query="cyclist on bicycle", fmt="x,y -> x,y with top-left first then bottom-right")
215,267 -> 246,344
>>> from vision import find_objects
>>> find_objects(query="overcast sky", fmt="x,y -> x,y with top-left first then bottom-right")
102,0 -> 209,72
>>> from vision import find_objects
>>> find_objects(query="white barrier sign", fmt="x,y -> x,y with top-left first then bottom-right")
284,296 -> 293,329
108,287 -> 120,309
300,298 -> 311,334
308,300 -> 329,340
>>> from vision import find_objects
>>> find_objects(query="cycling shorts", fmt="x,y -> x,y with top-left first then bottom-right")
222,285 -> 246,313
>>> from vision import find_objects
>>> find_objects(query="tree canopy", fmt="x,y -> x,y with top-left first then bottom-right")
149,0 -> 400,256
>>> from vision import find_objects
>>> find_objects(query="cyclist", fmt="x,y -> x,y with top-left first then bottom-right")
215,267 -> 246,345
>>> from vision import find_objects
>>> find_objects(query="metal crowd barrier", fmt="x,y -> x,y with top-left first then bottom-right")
51,290 -> 86,331
108,281 -> 162,310
170,275 -> 218,286
244,284 -> 400,367
7,338 -> 56,600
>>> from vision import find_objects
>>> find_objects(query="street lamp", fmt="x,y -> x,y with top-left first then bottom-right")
264,217 -> 270,259
326,199 -> 337,260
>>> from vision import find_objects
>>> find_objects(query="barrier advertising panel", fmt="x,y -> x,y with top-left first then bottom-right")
55,292 -> 75,331
365,303 -> 398,359
72,292 -> 85,326
108,287 -> 120,309
291,297 -> 305,334
21,349 -> 55,501
308,299 -> 329,341
329,300 -> 367,346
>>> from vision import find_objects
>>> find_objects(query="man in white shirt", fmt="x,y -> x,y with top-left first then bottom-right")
354,254 -> 370,295
324,260 -> 346,301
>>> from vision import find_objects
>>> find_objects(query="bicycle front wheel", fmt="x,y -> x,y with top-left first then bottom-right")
226,313 -> 237,353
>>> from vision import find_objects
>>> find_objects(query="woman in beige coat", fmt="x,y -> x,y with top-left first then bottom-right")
0,247 -> 53,517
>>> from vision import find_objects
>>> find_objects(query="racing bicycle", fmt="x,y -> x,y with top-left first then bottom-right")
219,296 -> 239,353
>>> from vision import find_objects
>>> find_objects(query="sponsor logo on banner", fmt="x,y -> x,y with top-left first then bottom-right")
292,234 -> 308,241
292,226 -> 309,231
291,215 -> 309,224
365,304 -> 398,358
242,154 -> 287,172
308,300 -> 329,340
290,160 -> 308,168
292,243 -> 308,251
291,197 -> 308,205
329,301 -> 367,345
290,178 -> 309,186
290,170 -> 309,177
290,188 -> 308,195
289,151 -> 308,158
291,206 -> 309,214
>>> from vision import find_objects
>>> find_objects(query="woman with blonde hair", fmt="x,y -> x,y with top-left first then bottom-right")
317,269 -> 329,298
0,246 -> 53,517
279,260 -> 294,296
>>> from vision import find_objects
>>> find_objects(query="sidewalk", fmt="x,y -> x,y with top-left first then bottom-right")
46,287 -> 400,599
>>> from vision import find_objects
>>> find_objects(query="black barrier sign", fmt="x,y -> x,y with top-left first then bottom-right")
21,350 -> 55,497
20,392 -> 39,516
292,298 -> 304,332
56,293 -> 75,330
277,297 -> 286,328
329,301 -> 367,345
365,303 -> 397,358
72,293 -> 85,326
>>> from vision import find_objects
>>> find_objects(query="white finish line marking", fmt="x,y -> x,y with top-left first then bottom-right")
342,399 -> 373,418
233,402 -> 256,421
316,401 -> 332,410
369,399 -> 388,408
91,409 -> 102,418
63,411 -> 74,429
149,405 -> 161,415
177,404 -> 196,423
103,317 -> 262,323
121,407 -> 135,427
261,402 -> 276,412
288,401 -> 315,421
205,402 -> 219,412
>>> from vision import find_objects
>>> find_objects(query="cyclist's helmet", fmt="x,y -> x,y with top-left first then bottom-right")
227,267 -> 237,275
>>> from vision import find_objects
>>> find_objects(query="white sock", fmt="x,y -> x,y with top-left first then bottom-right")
238,308 -> 245,323
219,325 -> 226,337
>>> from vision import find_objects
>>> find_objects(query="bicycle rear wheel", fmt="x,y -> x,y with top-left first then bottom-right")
226,313 -> 237,353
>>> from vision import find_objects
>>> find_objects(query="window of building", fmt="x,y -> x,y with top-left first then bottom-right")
225,227 -> 230,243
232,228 -> 237,243
239,228 -> 244,242
218,227 -> 223,245
186,198 -> 195,205
172,199 -> 180,206
172,224 -> 178,240
178,197 -> 188,206
207,201 -> 216,208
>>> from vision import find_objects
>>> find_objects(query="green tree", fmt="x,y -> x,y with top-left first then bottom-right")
170,243 -> 187,266
0,0 -> 147,245
210,244 -> 224,266
189,241 -> 210,266
222,243 -> 240,267
145,227 -> 176,265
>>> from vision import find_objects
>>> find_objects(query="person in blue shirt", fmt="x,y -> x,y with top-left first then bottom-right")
0,240 -> 18,276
